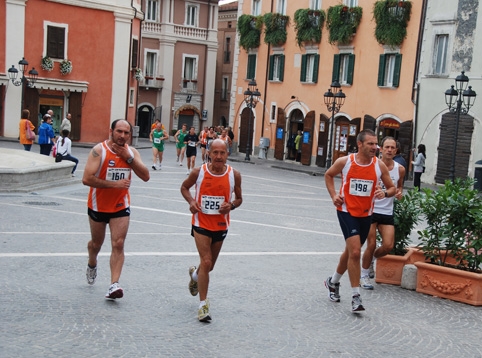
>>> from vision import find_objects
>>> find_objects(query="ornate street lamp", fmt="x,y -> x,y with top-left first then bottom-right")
8,57 -> 38,113
243,79 -> 261,161
323,81 -> 346,168
444,71 -> 477,182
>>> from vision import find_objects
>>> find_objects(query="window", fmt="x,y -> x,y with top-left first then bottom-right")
311,0 -> 322,10
268,54 -> 285,82
221,76 -> 229,100
270,104 -> 277,123
300,54 -> 320,83
433,34 -> 448,75
247,54 -> 257,80
146,0 -> 158,22
46,25 -> 66,59
224,37 -> 231,64
277,0 -> 287,15
183,55 -> 198,88
131,39 -> 138,68
145,51 -> 158,78
252,0 -> 261,16
332,54 -> 355,85
129,88 -> 135,107
377,54 -> 402,87
344,0 -> 358,6
186,4 -> 198,27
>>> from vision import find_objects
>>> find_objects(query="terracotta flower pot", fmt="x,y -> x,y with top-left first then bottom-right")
414,261 -> 482,306
375,249 -> 414,285
408,247 -> 461,265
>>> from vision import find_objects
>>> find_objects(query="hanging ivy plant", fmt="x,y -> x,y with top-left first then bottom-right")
263,13 -> 290,46
293,9 -> 326,47
326,5 -> 363,45
373,0 -> 412,47
237,14 -> 263,52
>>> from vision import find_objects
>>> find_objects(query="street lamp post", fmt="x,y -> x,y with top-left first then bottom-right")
243,79 -> 261,161
444,71 -> 477,182
323,81 -> 346,168
7,57 -> 38,113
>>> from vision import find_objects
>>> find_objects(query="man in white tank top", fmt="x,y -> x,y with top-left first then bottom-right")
360,137 -> 405,289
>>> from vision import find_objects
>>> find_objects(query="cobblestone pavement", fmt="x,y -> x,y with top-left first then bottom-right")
0,139 -> 479,357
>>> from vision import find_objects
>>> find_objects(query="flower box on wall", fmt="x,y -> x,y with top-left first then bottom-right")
414,261 -> 482,306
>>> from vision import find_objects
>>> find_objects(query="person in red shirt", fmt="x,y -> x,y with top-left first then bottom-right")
180,139 -> 242,322
82,119 -> 150,300
324,129 -> 395,313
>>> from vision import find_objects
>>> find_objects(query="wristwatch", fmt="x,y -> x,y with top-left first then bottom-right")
384,190 -> 388,198
230,202 -> 236,210
127,156 -> 134,164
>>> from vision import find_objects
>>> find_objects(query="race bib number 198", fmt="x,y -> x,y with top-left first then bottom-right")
349,179 -> 373,197
201,195 -> 224,215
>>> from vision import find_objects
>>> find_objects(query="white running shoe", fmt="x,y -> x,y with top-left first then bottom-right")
198,299 -> 211,322
105,282 -> 124,300
86,265 -> 97,285
352,294 -> 365,312
360,276 -> 374,290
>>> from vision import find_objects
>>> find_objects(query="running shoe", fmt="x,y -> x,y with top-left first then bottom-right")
198,299 -> 211,322
352,294 -> 365,312
105,282 -> 124,300
86,265 -> 97,285
189,266 -> 198,296
368,261 -> 375,279
360,276 -> 374,290
324,276 -> 340,302
152,165 -> 157,170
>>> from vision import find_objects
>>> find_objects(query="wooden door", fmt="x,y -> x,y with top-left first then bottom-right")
316,114 -> 329,167
333,121 -> 350,162
274,107 -> 286,160
239,107 -> 251,154
301,110 -> 315,165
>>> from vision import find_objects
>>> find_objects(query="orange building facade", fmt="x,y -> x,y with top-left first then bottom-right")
231,0 -> 422,166
0,0 -> 142,143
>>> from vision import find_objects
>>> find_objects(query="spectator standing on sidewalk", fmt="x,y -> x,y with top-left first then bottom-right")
360,137 -> 405,289
38,114 -> 56,156
60,113 -> 72,133
82,119 -> 150,300
412,144 -> 426,190
19,109 -> 35,151
324,129 -> 395,313
181,139 -> 243,322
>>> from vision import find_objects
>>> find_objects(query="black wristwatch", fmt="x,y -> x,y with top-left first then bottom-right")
127,156 -> 134,164
231,202 -> 236,210
384,190 -> 388,198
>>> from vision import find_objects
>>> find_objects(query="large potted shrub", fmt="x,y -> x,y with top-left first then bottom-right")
326,5 -> 363,45
373,0 -> 412,47
293,9 -> 326,47
415,178 -> 482,305
237,14 -> 262,51
375,189 -> 422,285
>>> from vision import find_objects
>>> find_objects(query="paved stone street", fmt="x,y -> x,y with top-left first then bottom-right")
0,139 -> 480,357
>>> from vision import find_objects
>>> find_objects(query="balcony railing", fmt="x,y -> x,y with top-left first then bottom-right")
181,79 -> 198,92
141,22 -> 208,41
139,76 -> 164,88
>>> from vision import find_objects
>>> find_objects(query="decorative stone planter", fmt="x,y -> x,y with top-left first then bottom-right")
375,248 -> 414,286
408,248 -> 460,266
414,261 -> 482,306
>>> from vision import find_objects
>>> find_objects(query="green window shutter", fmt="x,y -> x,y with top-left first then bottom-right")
347,54 -> 355,85
300,54 -> 307,82
279,55 -> 285,82
392,54 -> 402,87
312,54 -> 320,83
268,55 -> 274,81
377,54 -> 386,87
247,54 -> 256,80
332,54 -> 341,83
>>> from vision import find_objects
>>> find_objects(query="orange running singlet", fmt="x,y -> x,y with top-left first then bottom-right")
87,141 -> 133,213
338,153 -> 381,217
192,163 -> 235,231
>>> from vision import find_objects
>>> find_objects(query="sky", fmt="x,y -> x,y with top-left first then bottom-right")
219,0 -> 237,4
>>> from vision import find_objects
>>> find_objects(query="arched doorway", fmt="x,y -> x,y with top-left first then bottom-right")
137,105 -> 153,138
239,107 -> 253,155
288,109 -> 304,160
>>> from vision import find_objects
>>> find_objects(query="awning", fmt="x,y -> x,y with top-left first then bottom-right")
33,78 -> 89,92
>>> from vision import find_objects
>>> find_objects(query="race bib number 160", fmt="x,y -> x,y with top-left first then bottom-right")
106,168 -> 130,181
349,179 -> 373,197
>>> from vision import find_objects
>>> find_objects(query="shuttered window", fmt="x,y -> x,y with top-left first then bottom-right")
377,54 -> 402,87
300,54 -> 319,83
268,54 -> 285,82
332,54 -> 355,85
46,26 -> 65,59
247,54 -> 257,80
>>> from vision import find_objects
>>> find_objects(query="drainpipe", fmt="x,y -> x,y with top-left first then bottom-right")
203,0 -> 211,127
126,0 -> 137,123
260,0 -> 274,138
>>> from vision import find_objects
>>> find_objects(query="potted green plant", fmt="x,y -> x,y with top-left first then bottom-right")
134,68 -> 144,81
373,0 -> 412,47
237,14 -> 263,51
293,8 -> 326,47
59,59 -> 72,75
375,189 -> 422,285
262,13 -> 290,46
326,4 -> 363,45
41,56 -> 54,72
414,178 -> 482,305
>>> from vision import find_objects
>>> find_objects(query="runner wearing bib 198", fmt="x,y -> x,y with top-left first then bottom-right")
181,139 -> 242,322
324,129 -> 396,313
